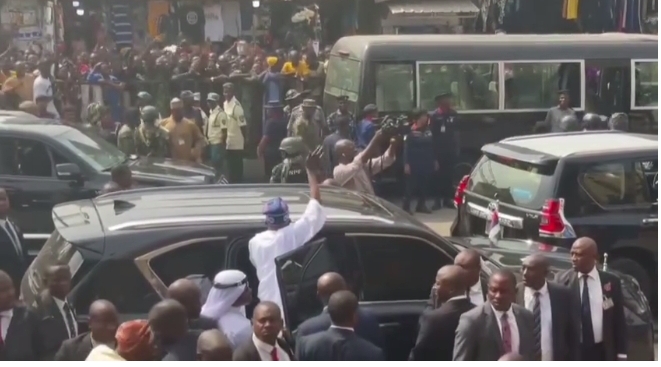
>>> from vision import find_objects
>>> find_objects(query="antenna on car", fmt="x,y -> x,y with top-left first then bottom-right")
602,253 -> 608,271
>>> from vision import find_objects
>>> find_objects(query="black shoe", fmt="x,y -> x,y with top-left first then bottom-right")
432,201 -> 442,210
416,206 -> 432,214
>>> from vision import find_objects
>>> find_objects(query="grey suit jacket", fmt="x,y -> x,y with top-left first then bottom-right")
453,301 -> 536,361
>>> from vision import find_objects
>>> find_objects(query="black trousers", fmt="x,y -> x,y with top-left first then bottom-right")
580,342 -> 606,361
225,149 -> 244,183
404,171 -> 432,209
435,153 -> 456,202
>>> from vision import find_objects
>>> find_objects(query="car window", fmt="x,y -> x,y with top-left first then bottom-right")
74,260 -> 160,315
59,128 -> 125,171
0,137 -> 53,177
150,239 -> 227,287
354,235 -> 452,302
578,159 -> 651,208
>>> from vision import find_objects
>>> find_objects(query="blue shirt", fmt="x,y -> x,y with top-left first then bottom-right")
262,71 -> 282,103
404,126 -> 435,173
87,72 -> 123,122
356,118 -> 376,150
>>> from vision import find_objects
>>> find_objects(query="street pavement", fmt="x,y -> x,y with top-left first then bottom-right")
414,206 -> 658,361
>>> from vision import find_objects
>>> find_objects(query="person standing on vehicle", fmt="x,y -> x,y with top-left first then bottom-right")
608,113 -> 629,132
249,148 -> 326,316
430,92 -> 459,209
258,102 -> 288,181
403,109 -> 437,214
554,237 -> 627,361
0,188 -> 26,291
161,98 -> 206,162
205,93 -> 228,174
355,104 -> 378,150
222,82 -> 247,183
322,114 -> 353,177
134,106 -> 170,158
542,90 -> 576,133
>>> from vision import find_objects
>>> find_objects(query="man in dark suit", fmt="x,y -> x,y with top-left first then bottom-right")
54,300 -> 119,361
167,278 -> 217,331
0,188 -> 27,290
454,269 -> 536,361
455,249 -> 487,306
516,254 -> 580,361
149,299 -> 201,361
555,237 -> 627,361
0,270 -> 45,360
32,264 -> 77,360
410,265 -> 475,361
296,272 -> 384,348
296,290 -> 384,361
233,301 -> 295,361
197,329 -> 233,361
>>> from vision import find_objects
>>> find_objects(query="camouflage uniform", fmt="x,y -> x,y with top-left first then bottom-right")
287,104 -> 326,137
134,125 -> 171,158
326,110 -> 356,139
117,125 -> 136,155
291,115 -> 321,151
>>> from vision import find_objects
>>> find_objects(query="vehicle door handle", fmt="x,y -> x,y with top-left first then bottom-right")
379,322 -> 400,328
641,218 -> 658,226
31,199 -> 51,204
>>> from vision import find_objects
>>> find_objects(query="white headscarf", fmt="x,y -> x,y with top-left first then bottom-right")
200,270 -> 248,320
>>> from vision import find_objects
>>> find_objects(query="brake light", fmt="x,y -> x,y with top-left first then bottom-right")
539,198 -> 577,238
454,175 -> 470,208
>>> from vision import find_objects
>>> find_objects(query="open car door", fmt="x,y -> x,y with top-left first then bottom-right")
274,237 -> 342,331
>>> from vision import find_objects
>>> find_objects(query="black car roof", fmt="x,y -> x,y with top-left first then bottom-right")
0,115 -> 71,136
77,184 -> 422,235
485,131 -> 658,164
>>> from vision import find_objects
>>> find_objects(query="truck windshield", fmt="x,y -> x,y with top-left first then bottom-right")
469,154 -> 557,209
21,231 -> 84,308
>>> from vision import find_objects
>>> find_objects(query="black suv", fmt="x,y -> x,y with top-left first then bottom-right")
0,116 -> 219,255
451,131 -> 658,306
22,184 -> 655,360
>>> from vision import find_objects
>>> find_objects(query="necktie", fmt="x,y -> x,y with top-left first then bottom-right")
0,315 -> 4,349
62,302 -> 76,338
581,274 -> 595,345
270,347 -> 279,361
5,222 -> 21,257
501,312 -> 512,353
532,292 -> 542,360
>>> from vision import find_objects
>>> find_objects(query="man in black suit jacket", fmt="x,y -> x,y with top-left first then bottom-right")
167,278 -> 217,331
410,265 -> 474,361
54,300 -> 119,361
233,302 -> 295,361
149,299 -> 201,361
296,272 -> 384,349
31,264 -> 77,360
0,189 -> 27,290
0,270 -> 45,360
516,254 -> 580,361
555,237 -> 627,361
296,290 -> 384,361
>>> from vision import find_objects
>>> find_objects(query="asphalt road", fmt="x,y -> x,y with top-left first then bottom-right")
415,206 -> 658,361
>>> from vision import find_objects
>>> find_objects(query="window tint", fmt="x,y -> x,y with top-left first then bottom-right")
578,160 -> 651,208
325,55 -> 360,102
0,137 -> 53,177
504,62 -> 581,109
633,61 -> 658,108
74,260 -> 160,315
150,240 -> 227,287
355,235 -> 451,302
418,63 -> 499,111
51,149 -> 70,165
376,63 -> 414,112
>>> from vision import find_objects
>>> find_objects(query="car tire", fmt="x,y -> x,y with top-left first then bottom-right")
609,257 -> 652,301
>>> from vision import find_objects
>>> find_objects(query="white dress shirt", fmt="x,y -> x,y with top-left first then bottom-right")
468,280 -> 485,306
53,297 -> 78,338
491,304 -> 520,354
0,219 -> 22,257
33,76 -> 60,118
249,199 -> 326,315
579,266 -> 603,344
219,309 -> 253,350
0,309 -> 12,340
524,282 -> 554,361
252,333 -> 291,361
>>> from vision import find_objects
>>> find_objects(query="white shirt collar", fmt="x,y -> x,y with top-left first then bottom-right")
447,294 -> 469,302
252,333 -> 277,352
524,281 -> 549,297
491,304 -> 514,319
583,266 -> 599,280
53,297 -> 66,308
0,309 -> 13,317
330,325 -> 354,332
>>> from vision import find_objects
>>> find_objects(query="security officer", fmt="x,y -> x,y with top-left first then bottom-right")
559,114 -> 581,132
269,137 -> 308,184
134,105 -> 171,158
117,108 -> 140,155
430,92 -> 459,209
137,91 -> 153,110
608,113 -> 629,131
326,95 -> 355,139
403,109 -> 437,214
258,101 -> 289,181
581,113 -> 605,131
205,92 -> 228,174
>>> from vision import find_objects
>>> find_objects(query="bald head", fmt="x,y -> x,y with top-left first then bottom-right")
253,301 -> 281,318
317,272 -> 347,301
148,299 -> 188,343
89,299 -> 117,317
89,300 -> 119,344
167,278 -> 202,319
570,237 -> 599,273
454,249 -> 481,285
197,329 -> 233,361
334,139 -> 356,163
572,237 -> 598,255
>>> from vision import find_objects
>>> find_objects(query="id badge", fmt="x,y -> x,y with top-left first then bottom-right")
178,139 -> 185,146
441,124 -> 446,133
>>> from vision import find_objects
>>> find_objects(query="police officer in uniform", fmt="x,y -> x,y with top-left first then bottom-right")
403,109 -> 437,213
430,92 -> 459,209
134,105 -> 171,158
608,113 -> 629,131
559,114 -> 581,132
581,113 -> 605,131
269,137 -> 309,184
117,108 -> 140,155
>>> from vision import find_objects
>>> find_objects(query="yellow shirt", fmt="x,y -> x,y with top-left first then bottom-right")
2,74 -> 35,102
205,106 -> 229,145
223,97 -> 247,150
160,116 -> 205,161
281,61 -> 310,77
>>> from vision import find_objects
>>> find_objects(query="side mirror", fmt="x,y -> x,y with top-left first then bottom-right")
56,163 -> 83,181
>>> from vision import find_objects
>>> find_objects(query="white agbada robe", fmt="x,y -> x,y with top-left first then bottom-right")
249,199 -> 326,315
200,270 -> 252,350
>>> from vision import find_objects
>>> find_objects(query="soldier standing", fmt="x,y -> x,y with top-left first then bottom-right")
290,99 -> 323,151
269,137 -> 309,184
205,93 -> 228,174
135,106 -> 170,158
326,95 -> 355,139
403,109 -> 437,214
117,108 -> 140,155
430,92 -> 459,209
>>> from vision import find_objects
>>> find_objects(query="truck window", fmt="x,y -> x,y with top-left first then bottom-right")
325,55 -> 360,102
633,61 -> 658,108
504,62 -> 582,110
376,63 -> 414,112
418,62 -> 499,111
469,155 -> 557,209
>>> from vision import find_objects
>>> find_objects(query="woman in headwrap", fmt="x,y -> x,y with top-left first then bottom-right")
86,320 -> 156,361
200,270 -> 253,350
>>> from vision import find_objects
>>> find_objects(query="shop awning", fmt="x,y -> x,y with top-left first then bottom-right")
387,0 -> 479,15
